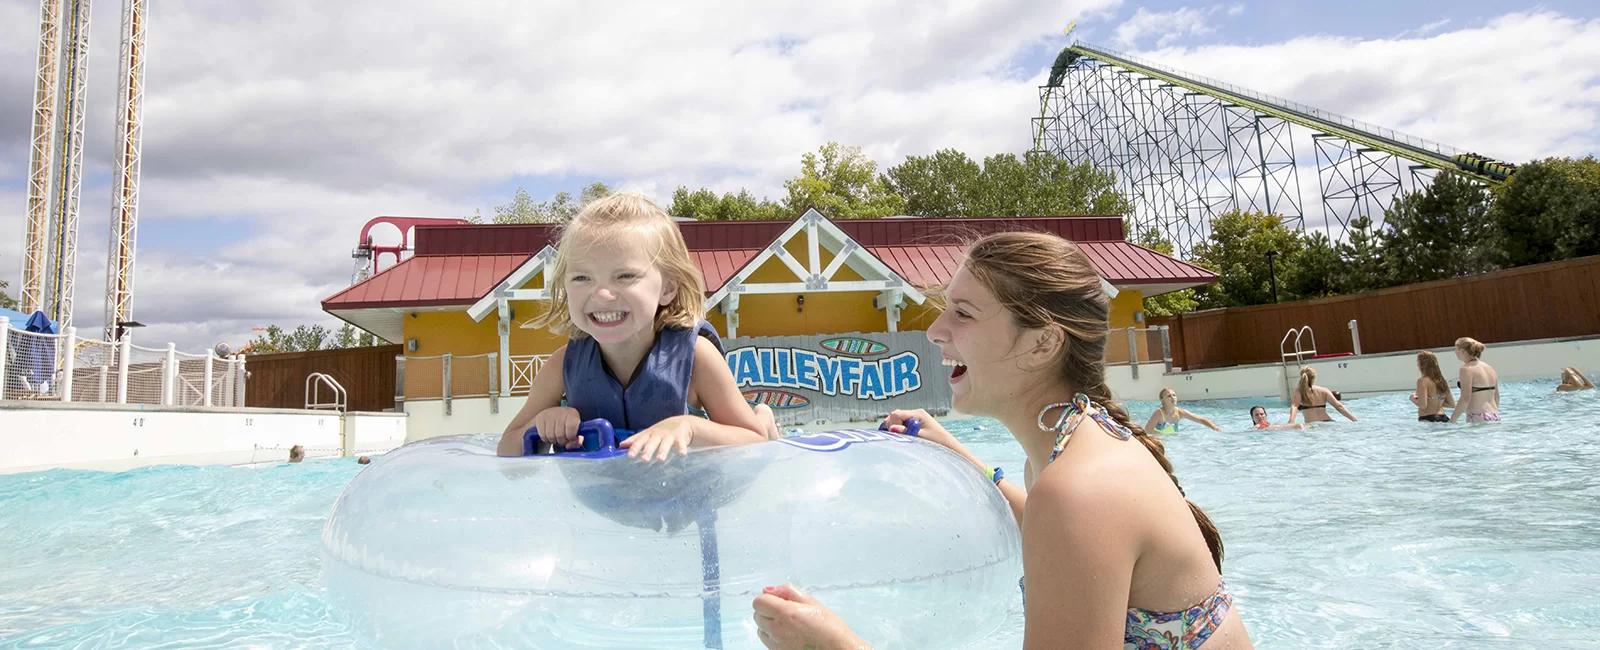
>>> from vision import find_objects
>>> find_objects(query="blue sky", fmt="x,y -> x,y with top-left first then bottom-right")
1,1 -> 1597,349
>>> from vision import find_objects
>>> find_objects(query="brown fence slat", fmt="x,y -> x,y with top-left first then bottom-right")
1155,255 -> 1600,369
244,345 -> 401,412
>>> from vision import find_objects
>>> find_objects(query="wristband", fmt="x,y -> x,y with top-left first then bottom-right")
987,466 -> 1004,485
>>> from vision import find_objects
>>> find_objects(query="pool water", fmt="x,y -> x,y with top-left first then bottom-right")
3,379 -> 1598,648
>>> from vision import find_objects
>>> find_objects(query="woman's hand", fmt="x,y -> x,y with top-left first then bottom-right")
529,407 -> 582,450
752,584 -> 872,650
882,409 -> 985,472
619,415 -> 694,463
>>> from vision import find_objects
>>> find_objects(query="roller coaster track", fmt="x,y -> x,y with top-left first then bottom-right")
1066,42 -> 1499,186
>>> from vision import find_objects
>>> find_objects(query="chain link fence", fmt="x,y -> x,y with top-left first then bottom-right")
0,322 -> 246,407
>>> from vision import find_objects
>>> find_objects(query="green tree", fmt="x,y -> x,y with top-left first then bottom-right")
493,182 -> 614,224
1380,171 -> 1494,284
782,142 -> 906,219
1333,216 -> 1387,293
669,187 -> 788,221
1133,227 -> 1198,316
1189,210 -> 1304,308
246,323 -> 384,354
0,279 -> 16,311
882,149 -> 983,216
1281,231 -> 1341,300
1488,157 -> 1600,267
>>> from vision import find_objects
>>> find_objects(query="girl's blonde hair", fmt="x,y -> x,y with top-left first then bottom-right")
530,193 -> 705,335
1455,337 -> 1486,359
1297,366 -> 1317,404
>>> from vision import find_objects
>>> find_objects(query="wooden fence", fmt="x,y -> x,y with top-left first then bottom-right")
245,345 -> 401,412
1150,255 -> 1600,370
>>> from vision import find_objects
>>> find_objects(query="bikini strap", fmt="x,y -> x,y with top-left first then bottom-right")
1041,393 -> 1133,463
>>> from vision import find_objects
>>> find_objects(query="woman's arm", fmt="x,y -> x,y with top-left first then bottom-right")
1449,366 -> 1470,423
1179,408 -> 1223,432
1411,378 -> 1425,408
1327,388 -> 1358,422
497,346 -> 568,456
1019,469 -> 1137,650
1287,396 -> 1301,424
1144,410 -> 1161,435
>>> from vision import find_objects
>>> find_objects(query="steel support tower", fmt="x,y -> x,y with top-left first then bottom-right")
21,0 -> 93,331
1034,42 -> 1499,256
105,0 -> 149,341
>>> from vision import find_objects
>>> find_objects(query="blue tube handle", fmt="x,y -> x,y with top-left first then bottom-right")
523,419 -> 619,456
879,417 -> 921,437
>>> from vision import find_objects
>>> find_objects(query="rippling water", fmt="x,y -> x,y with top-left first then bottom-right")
2,379 -> 1597,648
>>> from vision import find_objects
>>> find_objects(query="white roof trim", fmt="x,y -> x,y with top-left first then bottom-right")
704,208 -> 927,312
468,246 -> 557,322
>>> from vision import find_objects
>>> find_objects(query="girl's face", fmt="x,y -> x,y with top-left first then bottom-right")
1250,408 -> 1267,426
1455,347 -> 1469,362
562,236 -> 677,347
925,265 -> 1052,417
1160,389 -> 1176,406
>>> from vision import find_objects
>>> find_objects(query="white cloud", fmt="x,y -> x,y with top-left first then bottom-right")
1112,4 -> 1243,49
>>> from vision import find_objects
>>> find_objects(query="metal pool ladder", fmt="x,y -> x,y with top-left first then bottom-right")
1279,326 -> 1317,402
305,372 -> 348,412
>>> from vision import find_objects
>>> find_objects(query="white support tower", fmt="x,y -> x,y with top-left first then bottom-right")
21,0 -> 93,333
105,0 -> 148,341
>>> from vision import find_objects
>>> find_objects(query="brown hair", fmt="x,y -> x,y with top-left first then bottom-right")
1297,366 -> 1317,405
962,232 -> 1223,571
1455,337 -> 1485,359
530,193 -> 704,335
1417,351 -> 1449,395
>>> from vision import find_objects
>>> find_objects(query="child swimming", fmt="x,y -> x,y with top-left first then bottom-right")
495,194 -> 776,460
1145,387 -> 1223,433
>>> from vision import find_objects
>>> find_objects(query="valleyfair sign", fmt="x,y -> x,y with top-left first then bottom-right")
725,337 -> 923,404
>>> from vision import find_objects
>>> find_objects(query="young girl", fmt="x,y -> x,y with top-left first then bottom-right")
1145,387 -> 1223,434
1410,350 -> 1456,422
1450,337 -> 1500,423
495,193 -> 776,461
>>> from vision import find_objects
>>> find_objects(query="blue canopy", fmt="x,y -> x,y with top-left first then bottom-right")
0,307 -> 30,328
22,310 -> 58,334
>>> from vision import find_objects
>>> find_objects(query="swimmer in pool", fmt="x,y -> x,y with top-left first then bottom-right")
1249,406 -> 1305,430
1410,350 -> 1456,422
1557,367 -> 1594,392
1145,387 -> 1223,434
288,445 -> 305,463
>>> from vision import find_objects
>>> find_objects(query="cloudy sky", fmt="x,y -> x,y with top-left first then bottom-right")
2,0 -> 1598,351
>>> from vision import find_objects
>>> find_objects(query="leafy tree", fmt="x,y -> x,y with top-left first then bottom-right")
884,149 -> 1128,218
669,187 -> 788,221
1281,231 -> 1341,300
1488,156 -> 1600,267
1189,210 -> 1304,308
1333,216 -> 1387,293
882,149 -> 983,217
0,280 -> 16,311
246,323 -> 384,354
1380,171 -> 1494,284
782,142 -> 906,219
493,182 -> 613,224
1133,227 -> 1198,316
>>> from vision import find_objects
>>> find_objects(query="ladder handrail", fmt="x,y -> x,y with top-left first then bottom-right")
305,372 -> 348,412
1279,326 -> 1318,364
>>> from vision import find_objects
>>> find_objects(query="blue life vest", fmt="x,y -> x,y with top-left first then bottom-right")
562,320 -> 724,432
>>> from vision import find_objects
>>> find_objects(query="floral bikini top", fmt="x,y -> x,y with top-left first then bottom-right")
1023,394 -> 1235,650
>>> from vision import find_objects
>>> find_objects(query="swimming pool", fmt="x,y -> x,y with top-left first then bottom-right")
2,378 -> 1596,648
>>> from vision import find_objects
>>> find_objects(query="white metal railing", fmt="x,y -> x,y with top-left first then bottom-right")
1280,326 -> 1318,364
1074,41 -> 1466,160
305,372 -> 348,412
0,317 -> 245,407
508,354 -> 551,396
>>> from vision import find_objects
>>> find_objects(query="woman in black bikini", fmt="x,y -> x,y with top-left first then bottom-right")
1288,366 -> 1357,424
1450,337 -> 1500,423
1410,350 -> 1456,422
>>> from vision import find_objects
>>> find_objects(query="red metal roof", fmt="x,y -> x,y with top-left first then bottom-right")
867,241 -> 1216,289
323,254 -> 529,310
690,249 -> 761,293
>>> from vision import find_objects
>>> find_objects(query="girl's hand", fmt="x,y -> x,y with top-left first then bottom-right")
530,407 -> 583,450
752,584 -> 871,650
882,409 -> 957,450
620,416 -> 694,463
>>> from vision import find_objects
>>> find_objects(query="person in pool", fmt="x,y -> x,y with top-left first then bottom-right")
1287,367 -> 1356,424
495,194 -> 777,460
751,232 -> 1252,650
288,445 -> 305,463
1145,387 -> 1223,434
1450,337 -> 1500,423
1248,406 -> 1305,430
1410,350 -> 1456,422
1557,366 -> 1594,392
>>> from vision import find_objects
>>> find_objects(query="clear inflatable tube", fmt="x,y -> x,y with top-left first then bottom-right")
322,422 -> 1022,649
